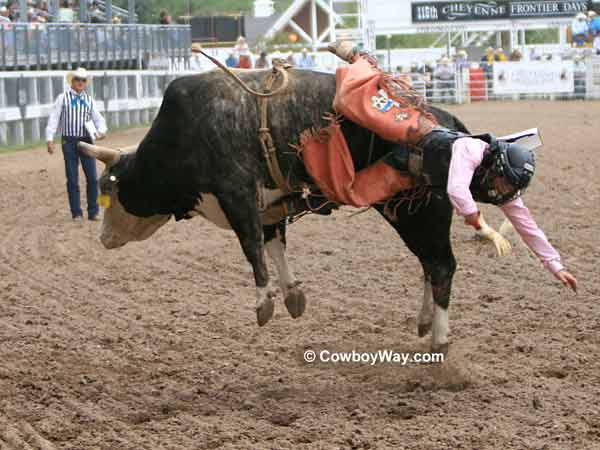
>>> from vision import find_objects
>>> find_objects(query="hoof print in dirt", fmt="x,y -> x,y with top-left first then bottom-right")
268,411 -> 299,427
387,405 -> 418,420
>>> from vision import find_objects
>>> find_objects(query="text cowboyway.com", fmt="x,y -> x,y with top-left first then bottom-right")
303,349 -> 445,365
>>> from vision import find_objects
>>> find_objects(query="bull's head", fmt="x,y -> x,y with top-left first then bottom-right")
78,142 -> 170,249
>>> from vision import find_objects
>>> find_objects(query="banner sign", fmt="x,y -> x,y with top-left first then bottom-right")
493,61 -> 574,94
412,1 -> 590,22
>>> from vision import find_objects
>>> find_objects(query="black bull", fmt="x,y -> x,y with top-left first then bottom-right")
81,69 -> 472,353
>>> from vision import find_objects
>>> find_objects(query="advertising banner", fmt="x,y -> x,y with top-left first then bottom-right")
412,1 -> 590,23
492,61 -> 575,94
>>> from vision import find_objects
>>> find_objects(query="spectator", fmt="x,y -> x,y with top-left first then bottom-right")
1,6 -> 12,54
8,1 -> 18,21
234,36 -> 249,56
494,47 -> 507,61
255,51 -> 269,68
509,49 -> 522,61
233,36 -> 251,68
482,46 -> 495,64
158,8 -> 172,25
238,53 -> 252,68
225,52 -> 238,68
0,6 -> 11,23
571,12 -> 589,47
89,1 -> 102,23
286,51 -> 295,66
433,56 -> 454,103
112,15 -> 121,24
56,0 -> 74,22
527,47 -> 539,61
297,48 -> 314,68
589,10 -> 600,37
35,1 -> 49,22
455,49 -> 469,71
45,67 -> 107,222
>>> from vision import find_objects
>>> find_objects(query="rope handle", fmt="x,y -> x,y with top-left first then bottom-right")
198,49 -> 289,98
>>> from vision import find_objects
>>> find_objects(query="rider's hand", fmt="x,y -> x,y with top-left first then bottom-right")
554,270 -> 578,293
474,212 -> 512,257
479,228 -> 512,256
47,141 -> 54,154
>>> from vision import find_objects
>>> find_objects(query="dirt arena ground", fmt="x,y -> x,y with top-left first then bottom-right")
1,101 -> 599,450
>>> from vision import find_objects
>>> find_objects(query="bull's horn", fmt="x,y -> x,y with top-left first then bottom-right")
78,142 -> 121,166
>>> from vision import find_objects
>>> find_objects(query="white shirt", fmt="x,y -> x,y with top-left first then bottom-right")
45,89 -> 107,142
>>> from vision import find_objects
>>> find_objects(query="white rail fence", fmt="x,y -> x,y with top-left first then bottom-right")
1,57 -> 599,147
0,70 -> 183,146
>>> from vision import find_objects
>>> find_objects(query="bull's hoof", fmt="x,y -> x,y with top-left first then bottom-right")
284,286 -> 306,319
256,297 -> 275,327
417,322 -> 432,338
431,342 -> 449,358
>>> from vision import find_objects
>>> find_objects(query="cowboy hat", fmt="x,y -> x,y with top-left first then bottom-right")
66,67 -> 90,85
191,42 -> 203,53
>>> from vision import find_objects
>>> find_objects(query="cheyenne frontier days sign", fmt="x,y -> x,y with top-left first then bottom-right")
412,1 -> 590,22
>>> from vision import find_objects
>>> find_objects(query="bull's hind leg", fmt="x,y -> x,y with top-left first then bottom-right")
216,190 -> 276,326
417,271 -> 434,338
425,250 -> 456,355
375,194 -> 456,354
264,221 -> 306,319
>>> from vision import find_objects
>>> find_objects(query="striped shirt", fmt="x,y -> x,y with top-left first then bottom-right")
45,89 -> 107,141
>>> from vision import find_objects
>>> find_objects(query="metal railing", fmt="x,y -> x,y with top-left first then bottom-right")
395,62 -> 595,104
0,23 -> 191,71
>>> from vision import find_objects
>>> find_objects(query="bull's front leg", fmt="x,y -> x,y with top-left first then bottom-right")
217,190 -> 277,326
264,221 -> 306,319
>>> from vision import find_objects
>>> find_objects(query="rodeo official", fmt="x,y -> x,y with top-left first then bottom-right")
46,67 -> 107,222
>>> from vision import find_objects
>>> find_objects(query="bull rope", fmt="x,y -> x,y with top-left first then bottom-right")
197,49 -> 290,98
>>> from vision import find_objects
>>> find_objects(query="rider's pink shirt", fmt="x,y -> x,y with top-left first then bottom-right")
447,137 -> 563,274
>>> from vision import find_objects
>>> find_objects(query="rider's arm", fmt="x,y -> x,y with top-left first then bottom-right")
447,137 -> 487,225
500,197 -> 564,274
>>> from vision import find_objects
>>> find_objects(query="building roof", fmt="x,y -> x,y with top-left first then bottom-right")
263,0 -> 341,40
244,12 -> 283,46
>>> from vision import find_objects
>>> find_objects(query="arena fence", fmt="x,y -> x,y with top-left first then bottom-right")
0,23 -> 191,71
405,59 -> 598,104
1,57 -> 599,147
0,70 -> 183,146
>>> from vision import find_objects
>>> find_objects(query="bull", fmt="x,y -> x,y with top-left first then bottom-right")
80,68 -> 476,353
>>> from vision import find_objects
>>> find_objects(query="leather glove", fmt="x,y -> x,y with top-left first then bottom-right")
475,213 -> 512,257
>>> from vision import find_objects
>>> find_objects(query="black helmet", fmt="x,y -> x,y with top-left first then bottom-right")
490,142 -> 536,191
471,139 -> 536,205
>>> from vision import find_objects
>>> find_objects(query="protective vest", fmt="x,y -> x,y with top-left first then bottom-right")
387,128 -> 507,205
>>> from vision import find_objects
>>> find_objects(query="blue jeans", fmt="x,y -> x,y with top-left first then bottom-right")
62,137 -> 99,219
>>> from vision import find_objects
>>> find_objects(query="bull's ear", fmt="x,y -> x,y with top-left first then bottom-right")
78,142 -> 121,167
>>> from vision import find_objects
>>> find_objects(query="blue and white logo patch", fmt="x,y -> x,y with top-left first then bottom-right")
371,89 -> 400,113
